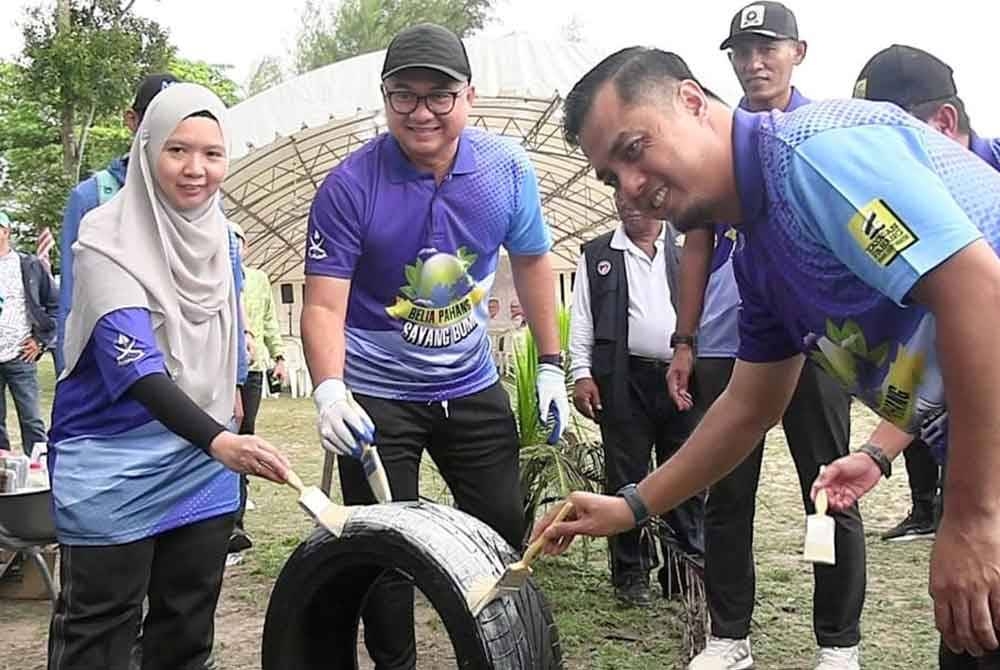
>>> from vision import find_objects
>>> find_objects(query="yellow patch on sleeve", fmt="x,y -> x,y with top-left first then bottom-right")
848,199 -> 918,266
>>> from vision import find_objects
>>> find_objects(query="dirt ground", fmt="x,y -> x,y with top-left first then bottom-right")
0,370 -> 939,669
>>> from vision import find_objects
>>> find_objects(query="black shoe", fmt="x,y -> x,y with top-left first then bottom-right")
881,507 -> 936,542
614,574 -> 652,608
228,528 -> 253,554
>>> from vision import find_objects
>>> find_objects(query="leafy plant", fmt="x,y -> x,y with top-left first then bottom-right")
508,305 -> 603,545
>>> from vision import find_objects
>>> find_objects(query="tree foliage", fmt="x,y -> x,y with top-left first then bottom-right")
0,1 -> 241,247
245,56 -> 285,98
294,0 -> 496,74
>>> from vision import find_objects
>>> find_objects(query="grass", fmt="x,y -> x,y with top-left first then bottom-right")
4,361 -> 939,668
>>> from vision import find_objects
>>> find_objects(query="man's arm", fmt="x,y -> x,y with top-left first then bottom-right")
913,239 -> 1000,517
638,355 -> 804,514
667,227 -> 715,409
567,251 -> 592,381
301,276 -> 350,385
509,253 -> 560,356
261,276 -> 285,361
676,228 -> 714,336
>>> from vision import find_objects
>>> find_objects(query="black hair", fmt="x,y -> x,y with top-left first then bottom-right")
185,110 -> 218,121
563,47 -> 723,147
909,95 -> 971,135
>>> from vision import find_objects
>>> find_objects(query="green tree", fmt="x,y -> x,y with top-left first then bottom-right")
245,56 -> 285,97
294,0 -> 496,74
169,58 -> 242,107
21,0 -> 173,183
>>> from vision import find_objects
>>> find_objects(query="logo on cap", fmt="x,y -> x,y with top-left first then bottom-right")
596,260 -> 612,276
740,4 -> 766,29
853,78 -> 868,99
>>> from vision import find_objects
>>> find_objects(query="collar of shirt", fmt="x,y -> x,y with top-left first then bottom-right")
609,222 -> 665,260
731,108 -> 769,227
969,132 -> 1000,171
737,86 -> 810,113
384,129 -> 479,183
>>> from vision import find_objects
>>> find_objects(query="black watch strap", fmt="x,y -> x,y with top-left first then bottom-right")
538,353 -> 563,367
858,443 -> 892,479
616,483 -> 651,526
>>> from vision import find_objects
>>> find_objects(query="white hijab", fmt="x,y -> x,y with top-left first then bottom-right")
62,83 -> 237,425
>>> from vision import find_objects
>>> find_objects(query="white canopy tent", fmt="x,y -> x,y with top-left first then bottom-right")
222,33 -> 619,284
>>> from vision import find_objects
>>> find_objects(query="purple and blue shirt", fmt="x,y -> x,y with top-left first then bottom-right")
697,88 -> 811,358
305,128 -> 551,401
50,308 -> 238,545
730,98 -> 1000,463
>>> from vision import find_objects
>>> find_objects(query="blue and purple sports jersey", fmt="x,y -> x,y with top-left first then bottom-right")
697,88 -> 813,358
970,133 -> 1000,172
731,98 -> 1000,463
305,128 -> 551,401
50,307 -> 238,545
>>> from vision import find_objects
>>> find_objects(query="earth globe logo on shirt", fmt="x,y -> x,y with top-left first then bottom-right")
386,247 -> 486,348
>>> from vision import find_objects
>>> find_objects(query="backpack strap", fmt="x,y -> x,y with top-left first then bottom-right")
94,169 -> 121,205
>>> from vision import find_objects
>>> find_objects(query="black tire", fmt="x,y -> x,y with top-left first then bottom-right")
262,501 -> 562,670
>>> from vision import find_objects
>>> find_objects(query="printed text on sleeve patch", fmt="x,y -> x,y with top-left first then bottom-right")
847,198 -> 917,266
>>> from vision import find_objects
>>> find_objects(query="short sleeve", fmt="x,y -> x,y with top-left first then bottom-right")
305,170 -> 366,278
91,308 -> 167,401
734,261 -> 801,363
503,158 -> 552,255
787,124 -> 982,306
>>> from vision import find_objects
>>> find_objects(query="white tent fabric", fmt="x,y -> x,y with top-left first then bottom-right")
223,33 -> 619,281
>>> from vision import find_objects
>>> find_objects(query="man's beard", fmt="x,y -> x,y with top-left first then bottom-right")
670,201 -> 718,233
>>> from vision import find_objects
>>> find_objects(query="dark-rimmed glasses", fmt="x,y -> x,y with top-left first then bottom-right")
382,86 -> 468,116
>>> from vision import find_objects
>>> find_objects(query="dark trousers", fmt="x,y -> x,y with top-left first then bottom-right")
696,358 -> 866,647
599,357 -> 704,584
904,438 -> 941,509
0,358 -> 47,456
343,382 -> 523,670
940,643 -> 1000,669
234,371 -> 264,531
47,513 -> 234,670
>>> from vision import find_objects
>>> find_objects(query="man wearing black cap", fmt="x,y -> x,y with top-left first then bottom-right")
302,23 -> 566,669
667,4 -> 864,668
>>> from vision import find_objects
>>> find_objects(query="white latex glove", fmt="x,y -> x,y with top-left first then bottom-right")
537,362 -> 570,444
314,378 -> 375,459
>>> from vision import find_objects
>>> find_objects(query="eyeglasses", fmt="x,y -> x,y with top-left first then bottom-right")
382,86 -> 467,116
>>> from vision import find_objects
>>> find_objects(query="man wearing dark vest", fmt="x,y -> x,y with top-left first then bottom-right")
569,191 -> 705,606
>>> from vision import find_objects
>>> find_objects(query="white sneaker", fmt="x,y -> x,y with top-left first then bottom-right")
688,636 -> 754,670
815,645 -> 860,670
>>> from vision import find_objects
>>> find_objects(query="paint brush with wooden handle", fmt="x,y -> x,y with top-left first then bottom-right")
286,469 -> 351,537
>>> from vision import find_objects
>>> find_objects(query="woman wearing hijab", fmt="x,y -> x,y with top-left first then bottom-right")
46,83 -> 290,670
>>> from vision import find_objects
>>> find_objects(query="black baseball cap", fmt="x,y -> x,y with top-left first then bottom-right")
132,73 -> 181,113
853,45 -> 957,109
720,2 -> 799,50
381,23 -> 472,83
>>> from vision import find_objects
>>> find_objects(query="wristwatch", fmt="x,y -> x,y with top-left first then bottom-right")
616,483 -> 651,526
858,443 -> 892,479
670,333 -> 696,349
538,353 -> 564,367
